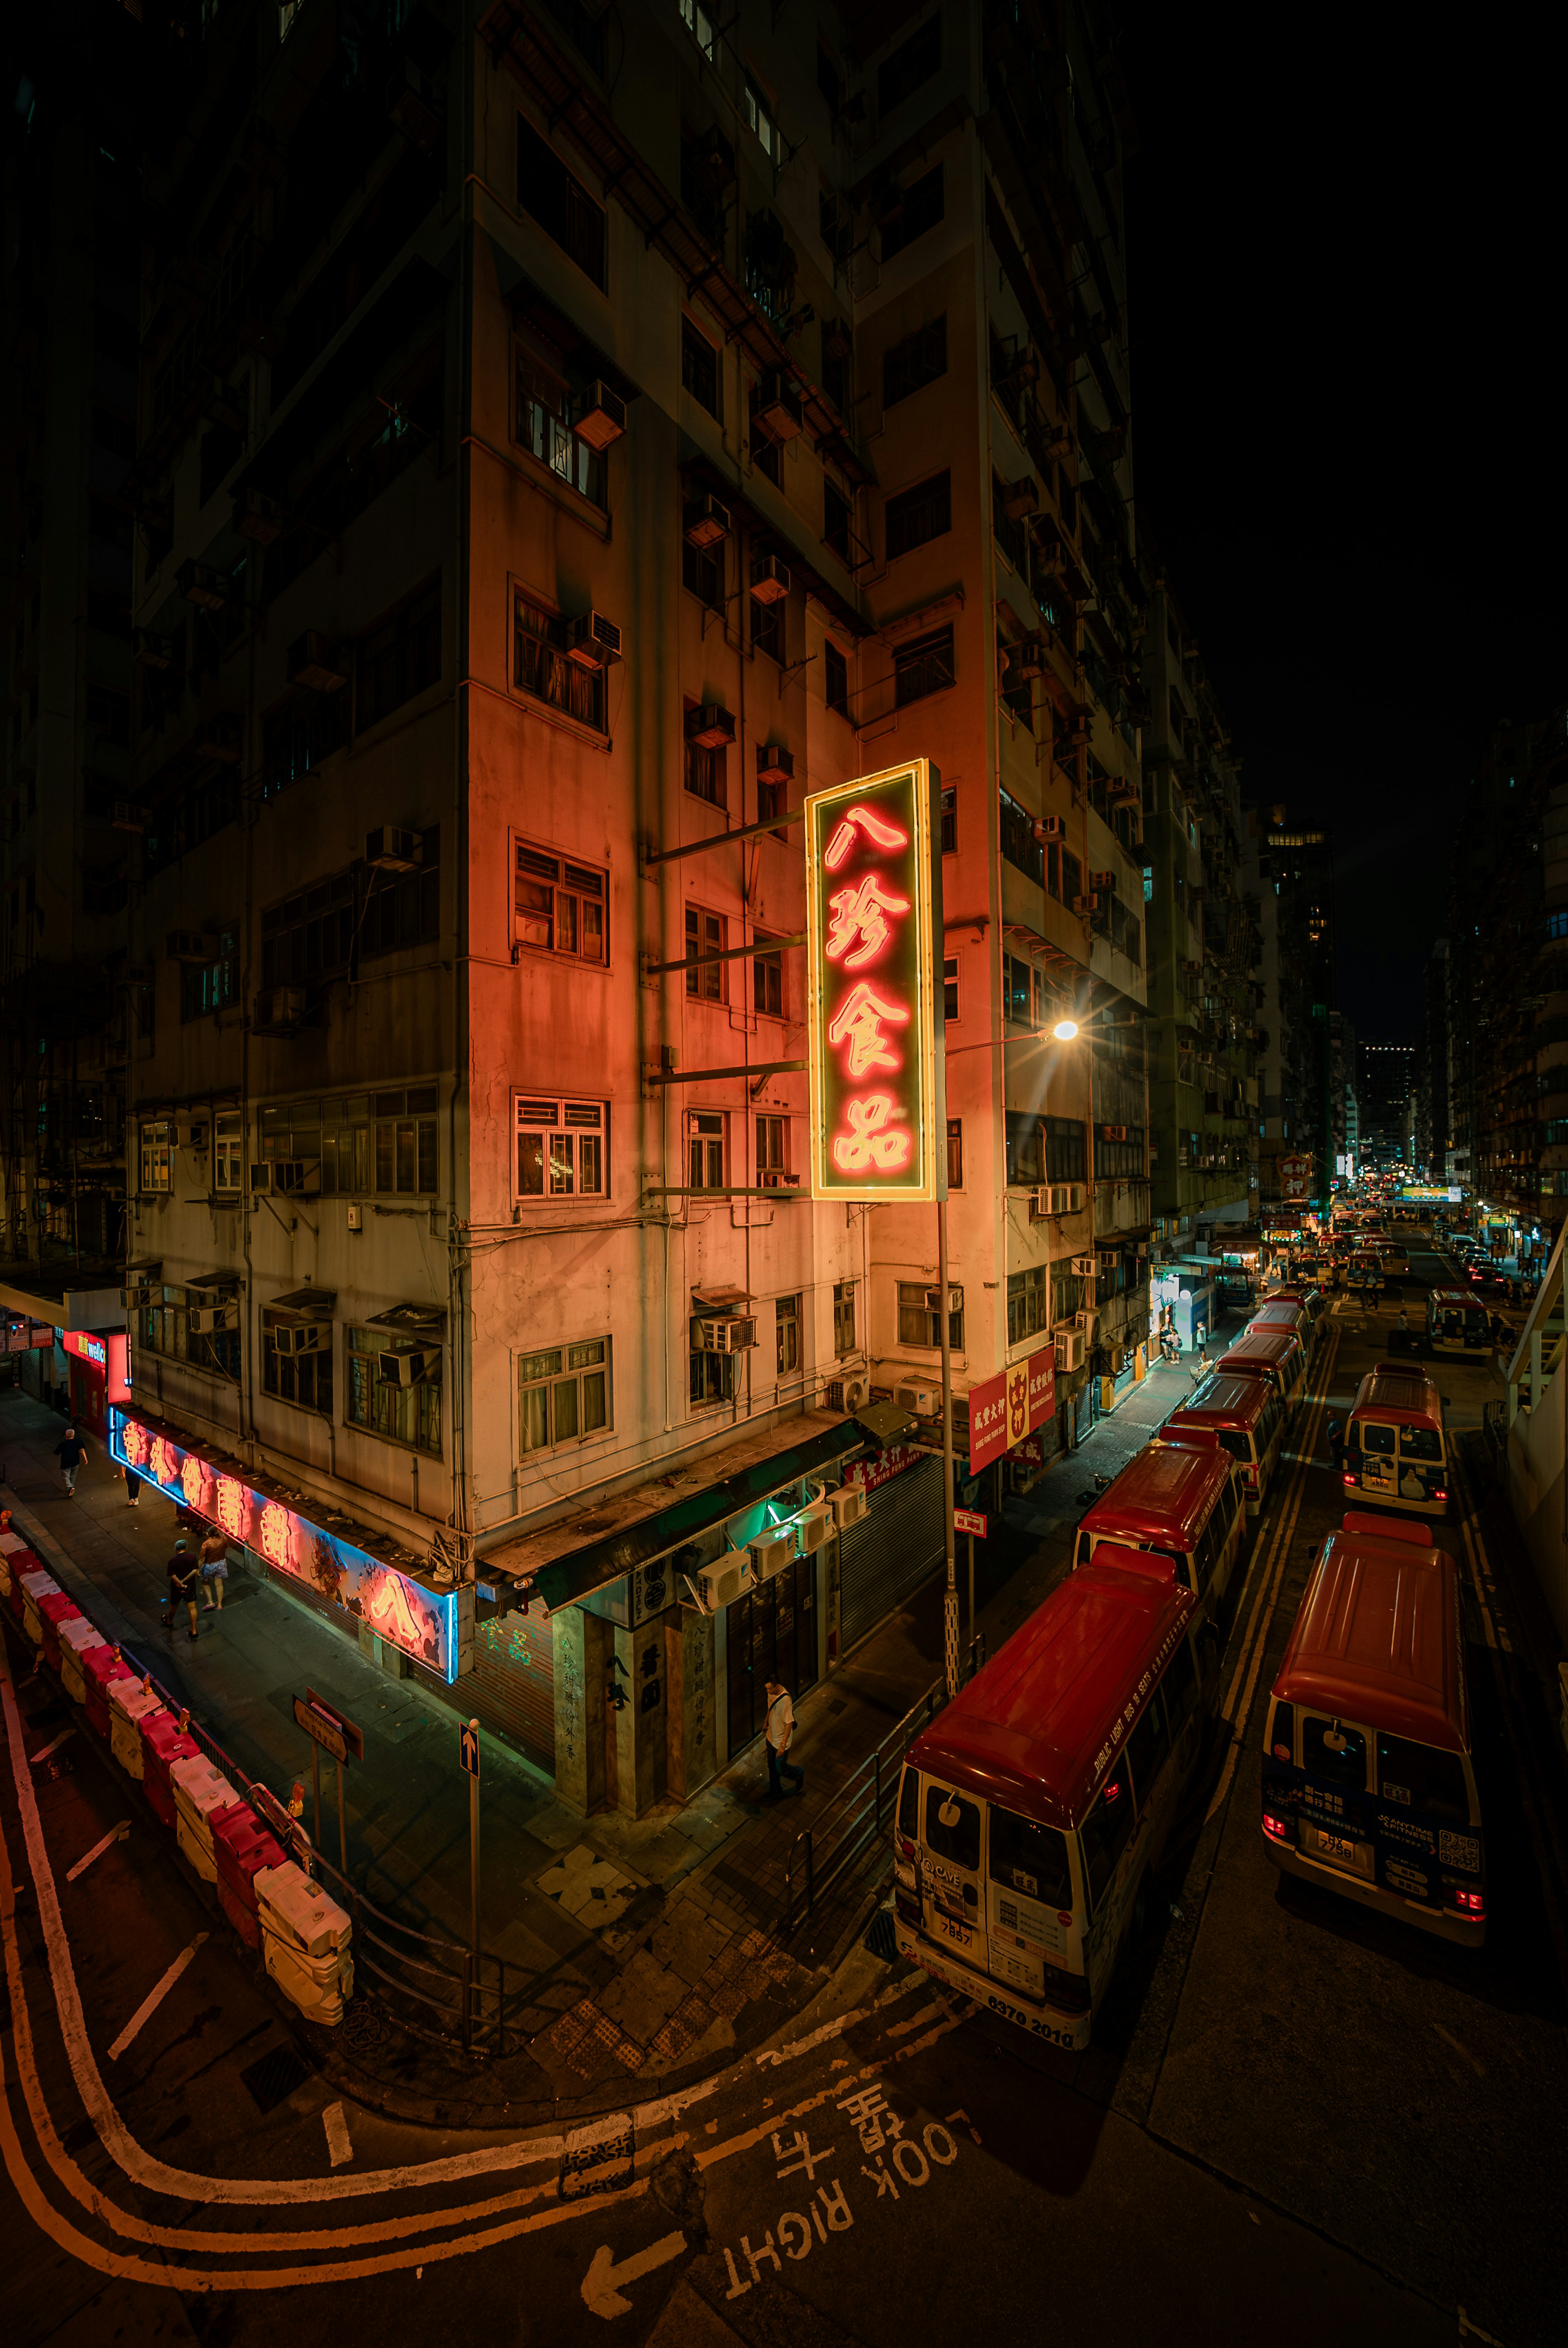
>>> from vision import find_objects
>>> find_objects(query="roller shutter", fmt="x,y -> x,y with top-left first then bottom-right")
465,1597 -> 555,1773
839,1455 -> 944,1655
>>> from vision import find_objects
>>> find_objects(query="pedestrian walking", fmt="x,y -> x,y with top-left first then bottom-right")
1327,1416 -> 1345,1474
54,1426 -> 87,1497
762,1677 -> 805,1799
166,1538 -> 201,1640
123,1465 -> 141,1508
198,1528 -> 229,1612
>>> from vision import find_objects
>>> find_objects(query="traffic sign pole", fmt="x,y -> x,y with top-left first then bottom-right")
466,1718 -> 481,1968
312,1744 -> 321,1851
336,1755 -> 347,1874
967,1530 -> 975,1663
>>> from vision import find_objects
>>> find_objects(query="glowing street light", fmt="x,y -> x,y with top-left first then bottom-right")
1051,1018 -> 1080,1041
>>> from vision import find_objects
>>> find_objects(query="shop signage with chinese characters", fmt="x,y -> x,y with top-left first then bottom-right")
1278,1153 -> 1312,1202
107,1408 -> 464,1681
968,1345 -> 1056,1473
805,761 -> 943,1202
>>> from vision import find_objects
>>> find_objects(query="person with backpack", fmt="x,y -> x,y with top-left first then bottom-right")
166,1539 -> 201,1640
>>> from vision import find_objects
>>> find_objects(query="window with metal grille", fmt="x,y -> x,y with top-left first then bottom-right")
514,595 -> 606,729
517,1097 -> 606,1199
898,1280 -> 962,1351
689,1110 -> 725,1189
833,1279 -> 857,1354
263,1309 -> 333,1416
514,843 -> 607,962
517,115 -> 606,288
347,1326 -> 442,1455
893,624 -> 953,707
686,907 -> 725,1001
753,936 -> 784,1016
947,1118 -> 963,1190
885,470 -> 951,560
519,1338 -> 611,1453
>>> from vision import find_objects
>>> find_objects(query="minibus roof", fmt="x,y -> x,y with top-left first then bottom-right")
1160,1372 -> 1273,1434
1250,1301 -> 1307,1333
1353,1364 -> 1442,1420
1430,1288 -> 1481,1307
1273,1532 -> 1466,1752
1217,1328 -> 1302,1371
1078,1439 -> 1233,1549
908,1556 -> 1194,1831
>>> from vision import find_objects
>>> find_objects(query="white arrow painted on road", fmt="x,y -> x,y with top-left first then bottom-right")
581,2232 -> 686,2319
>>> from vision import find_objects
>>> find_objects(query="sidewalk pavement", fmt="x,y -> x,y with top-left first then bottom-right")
0,1353 -> 1185,2126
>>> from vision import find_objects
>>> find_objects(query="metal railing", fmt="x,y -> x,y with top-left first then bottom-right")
782,1634 -> 987,1941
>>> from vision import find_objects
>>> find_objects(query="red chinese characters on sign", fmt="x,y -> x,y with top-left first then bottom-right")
969,1344 -> 1056,1474
1027,1345 -> 1056,1430
967,1369 -> 1009,1473
807,765 -> 939,1202
216,1474 -> 249,1543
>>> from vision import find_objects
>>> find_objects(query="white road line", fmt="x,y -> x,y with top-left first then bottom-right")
29,1727 -> 75,1764
323,2103 -> 354,2168
107,1935 -> 208,2062
65,1820 -> 131,1882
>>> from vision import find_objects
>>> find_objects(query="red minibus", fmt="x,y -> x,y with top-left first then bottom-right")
1261,1513 -> 1483,1942
1215,1325 -> 1307,1418
1073,1439 -> 1245,1617
894,1557 -> 1215,2047
1157,1370 -> 1286,1518
1344,1360 -> 1449,1516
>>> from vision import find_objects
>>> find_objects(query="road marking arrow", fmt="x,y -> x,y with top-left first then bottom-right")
581,2232 -> 686,2319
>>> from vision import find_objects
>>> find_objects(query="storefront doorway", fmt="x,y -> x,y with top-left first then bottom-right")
726,1551 -> 818,1756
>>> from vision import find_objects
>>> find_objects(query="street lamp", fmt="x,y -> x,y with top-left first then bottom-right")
1052,1018 -> 1080,1040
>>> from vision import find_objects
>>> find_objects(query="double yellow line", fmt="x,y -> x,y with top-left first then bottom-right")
1203,1325 -> 1342,1828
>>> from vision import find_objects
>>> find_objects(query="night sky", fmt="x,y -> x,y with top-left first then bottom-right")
1118,6 -> 1568,1041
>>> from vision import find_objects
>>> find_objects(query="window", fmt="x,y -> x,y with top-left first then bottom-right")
923,1782 -> 980,1870
686,907 -> 726,1001
262,871 -> 356,989
690,1333 -> 734,1407
140,1285 -> 241,1381
347,1326 -> 442,1456
514,596 -> 607,731
140,1121 -> 172,1193
1097,1126 -> 1146,1180
879,164 -> 943,260
817,41 -> 842,112
947,1117 -> 962,1190
357,580 -> 441,732
824,479 -> 851,560
898,1280 -> 962,1352
262,691 -> 346,798
85,682 -> 131,744
1003,953 -> 1036,1027
885,470 -> 951,560
941,786 -> 956,852
1376,1731 -> 1470,1823
756,1115 -> 787,1180
1007,1266 -> 1049,1345
681,318 -> 720,417
517,1097 -> 607,1199
519,1338 -> 611,1452
686,737 -> 726,806
989,1804 -> 1071,1906
1355,1421 -> 1396,1455
743,74 -> 781,161
678,0 -> 717,62
682,535 -> 725,612
1399,1425 -> 1443,1461
1000,633 -> 1034,731
754,937 -> 784,1016
263,1310 -> 333,1417
893,624 -> 953,707
879,15 -> 941,114
752,591 -> 784,663
689,1110 -> 724,1188
515,844 -> 606,962
758,775 -> 786,827
515,348 -> 606,508
833,1280 -> 857,1355
1046,1116 -> 1087,1182
267,1089 -> 438,1196
943,955 -> 959,1023
1079,1757 -> 1134,1909
825,639 -> 849,716
775,1292 -> 801,1376
1302,1715 -> 1370,1789
517,115 -> 606,287
1000,792 -> 1043,883
1548,910 -> 1568,941
883,315 -> 947,407
180,929 -> 237,1021
214,1113 -> 243,1193
361,829 -> 441,963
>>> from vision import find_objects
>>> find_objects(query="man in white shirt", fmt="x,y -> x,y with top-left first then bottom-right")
763,1678 -> 804,1799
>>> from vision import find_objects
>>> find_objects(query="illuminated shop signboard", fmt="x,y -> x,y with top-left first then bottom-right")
804,760 -> 942,1202
108,1408 -> 459,1681
967,1347 -> 1056,1474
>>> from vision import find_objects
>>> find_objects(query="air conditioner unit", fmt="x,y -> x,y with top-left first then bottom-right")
573,380 -> 628,451
1010,635 -> 1046,678
236,487 -> 286,545
566,610 -> 623,668
793,1499 -> 833,1554
1098,1250 -> 1120,1270
288,631 -> 348,692
750,554 -> 791,603
1075,1308 -> 1099,1338
895,1383 -> 940,1417
1063,1182 -> 1087,1211
132,628 -> 177,670
376,1344 -> 441,1389
1090,870 -> 1115,891
1101,1124 -> 1127,1142
829,1484 -> 869,1531
120,1281 -> 155,1308
694,1554 -> 749,1611
826,1375 -> 868,1415
1067,715 -> 1091,744
272,1321 -> 331,1356
177,559 -> 229,610
196,713 -> 243,763
249,1158 -> 320,1196
1054,1326 -> 1085,1371
188,1302 -> 238,1335
167,930 -> 218,963
252,988 -> 308,1035
756,742 -> 794,783
1032,814 -> 1065,841
111,799 -> 147,833
387,57 -> 443,151
752,372 -> 803,444
760,1170 -> 800,1188
1071,1255 -> 1096,1277
1072,893 -> 1099,915
751,1526 -> 797,1581
174,1119 -> 208,1149
1001,476 -> 1039,520
365,825 -> 423,871
1108,775 -> 1138,799
684,495 -> 730,548
686,702 -> 735,749
697,1315 -> 757,1354
925,1287 -> 962,1314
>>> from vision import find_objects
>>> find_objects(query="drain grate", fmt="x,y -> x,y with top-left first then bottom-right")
240,2043 -> 311,2114
31,1756 -> 74,1782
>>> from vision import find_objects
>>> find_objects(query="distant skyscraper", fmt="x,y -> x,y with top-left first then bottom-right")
1357,1041 -> 1416,1169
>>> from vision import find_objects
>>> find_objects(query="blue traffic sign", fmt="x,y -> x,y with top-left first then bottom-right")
460,1721 -> 481,1777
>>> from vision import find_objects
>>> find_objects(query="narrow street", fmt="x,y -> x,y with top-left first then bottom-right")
4,1242 -> 1564,2347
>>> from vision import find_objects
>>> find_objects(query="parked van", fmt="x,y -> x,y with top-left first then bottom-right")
1344,1360 -> 1449,1517
1157,1371 -> 1285,1518
1073,1440 -> 1245,1620
1215,1325 -> 1307,1419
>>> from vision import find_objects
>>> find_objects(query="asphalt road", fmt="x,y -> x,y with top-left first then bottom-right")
3,1239 -> 1563,2346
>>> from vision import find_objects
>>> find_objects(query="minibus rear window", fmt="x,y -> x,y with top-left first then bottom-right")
1399,1427 -> 1442,1460
1215,1430 -> 1250,1463
1360,1423 -> 1396,1455
1376,1732 -> 1470,1823
924,1784 -> 981,1870
988,1804 -> 1072,1906
1303,1715 -> 1369,1789
897,1764 -> 919,1840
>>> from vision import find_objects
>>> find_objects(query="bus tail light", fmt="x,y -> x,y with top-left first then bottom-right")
1262,1810 -> 1293,1845
1242,1465 -> 1258,1492
1446,1885 -> 1485,1919
1434,1489 -> 1449,1503
1342,1471 -> 1356,1486
894,1885 -> 921,1926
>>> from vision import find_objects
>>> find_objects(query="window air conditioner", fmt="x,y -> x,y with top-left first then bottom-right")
895,1383 -> 940,1417
1101,1124 -> 1127,1142
1109,775 -> 1138,799
566,610 -> 623,668
132,629 -> 177,670
377,1345 -> 441,1388
252,988 -> 308,1035
1072,893 -> 1099,915
697,1315 -> 757,1353
760,1170 -> 800,1188
236,487 -> 286,546
694,1554 -> 750,1611
750,555 -> 791,603
1065,1182 -> 1087,1211
1090,870 -> 1115,892
112,799 -> 147,832
1071,1255 -> 1096,1277
1032,815 -> 1065,841
925,1287 -> 962,1314
174,1119 -> 208,1149
1011,635 -> 1046,678
178,560 -> 229,610
1075,1308 -> 1099,1339
121,1281 -> 155,1308
684,495 -> 730,548
751,1526 -> 797,1581
756,742 -> 794,783
1054,1326 -> 1085,1372
288,631 -> 349,692
188,1302 -> 238,1335
686,702 -> 735,749
365,825 -> 423,870
167,930 -> 218,963
752,372 -> 803,443
829,1484 -> 869,1531
793,1499 -> 833,1554
272,1322 -> 330,1357
1001,476 -> 1039,520
573,380 -> 628,451
249,1158 -> 320,1196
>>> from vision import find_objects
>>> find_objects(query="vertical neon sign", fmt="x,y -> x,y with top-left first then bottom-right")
806,760 -> 942,1202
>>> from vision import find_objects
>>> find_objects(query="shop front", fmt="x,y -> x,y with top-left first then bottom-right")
62,1329 -> 131,1440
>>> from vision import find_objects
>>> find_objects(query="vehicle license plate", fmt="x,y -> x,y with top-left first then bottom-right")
937,1911 -> 973,1949
1317,1830 -> 1358,1865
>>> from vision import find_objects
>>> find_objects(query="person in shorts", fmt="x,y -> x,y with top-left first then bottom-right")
198,1529 -> 229,1612
167,1540 -> 201,1639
